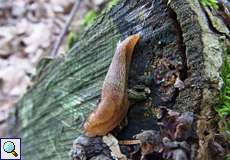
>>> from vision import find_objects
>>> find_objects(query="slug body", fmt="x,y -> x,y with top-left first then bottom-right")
84,34 -> 140,137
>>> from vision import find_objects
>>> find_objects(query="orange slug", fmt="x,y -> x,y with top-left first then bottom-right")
84,34 -> 140,137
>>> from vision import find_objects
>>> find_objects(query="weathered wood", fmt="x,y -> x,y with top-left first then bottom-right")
15,0 -> 229,159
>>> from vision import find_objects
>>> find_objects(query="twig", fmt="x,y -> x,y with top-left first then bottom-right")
50,0 -> 82,57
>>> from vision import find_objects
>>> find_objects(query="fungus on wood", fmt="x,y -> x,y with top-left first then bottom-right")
14,0 -> 229,159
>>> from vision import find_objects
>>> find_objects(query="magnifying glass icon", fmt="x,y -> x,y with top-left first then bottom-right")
3,141 -> 18,157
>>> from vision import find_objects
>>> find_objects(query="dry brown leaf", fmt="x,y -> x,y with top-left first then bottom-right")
0,64 -> 32,96
50,0 -> 74,13
0,26 -> 17,56
11,1 -> 26,17
103,134 -> 127,160
23,23 -> 52,54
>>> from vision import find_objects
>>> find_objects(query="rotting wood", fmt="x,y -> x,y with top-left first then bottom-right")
14,0 -> 229,159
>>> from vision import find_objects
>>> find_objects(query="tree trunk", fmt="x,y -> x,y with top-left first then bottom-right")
14,0 -> 229,159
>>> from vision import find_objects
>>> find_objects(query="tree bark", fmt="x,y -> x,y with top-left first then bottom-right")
14,0 -> 229,159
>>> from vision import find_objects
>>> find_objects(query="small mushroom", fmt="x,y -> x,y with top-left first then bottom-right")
162,137 -> 189,160
70,135 -> 111,160
134,130 -> 163,159
174,77 -> 185,90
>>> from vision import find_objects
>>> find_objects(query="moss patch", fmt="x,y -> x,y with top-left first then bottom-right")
200,0 -> 218,9
66,31 -> 80,50
82,11 -> 97,28
66,0 -> 119,50
216,46 -> 230,142
106,0 -> 119,11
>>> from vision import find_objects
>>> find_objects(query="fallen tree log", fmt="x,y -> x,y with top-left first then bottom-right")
14,0 -> 229,159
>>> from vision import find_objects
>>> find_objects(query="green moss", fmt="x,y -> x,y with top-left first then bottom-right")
216,46 -> 230,141
144,107 -> 157,118
200,0 -> 219,9
66,31 -> 80,50
226,156 -> 230,160
106,0 -> 119,11
66,0 -> 119,50
82,10 -> 97,28
66,10 -> 97,50
82,0 -> 119,27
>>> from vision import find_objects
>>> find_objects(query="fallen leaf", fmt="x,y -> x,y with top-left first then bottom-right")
11,1 -> 26,17
23,23 -> 52,54
103,134 -> 127,160
0,26 -> 17,57
50,0 -> 74,13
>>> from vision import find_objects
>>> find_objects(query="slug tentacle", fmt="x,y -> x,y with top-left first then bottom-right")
84,34 -> 140,137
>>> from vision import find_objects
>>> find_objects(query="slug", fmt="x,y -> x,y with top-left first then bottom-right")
84,34 -> 140,137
